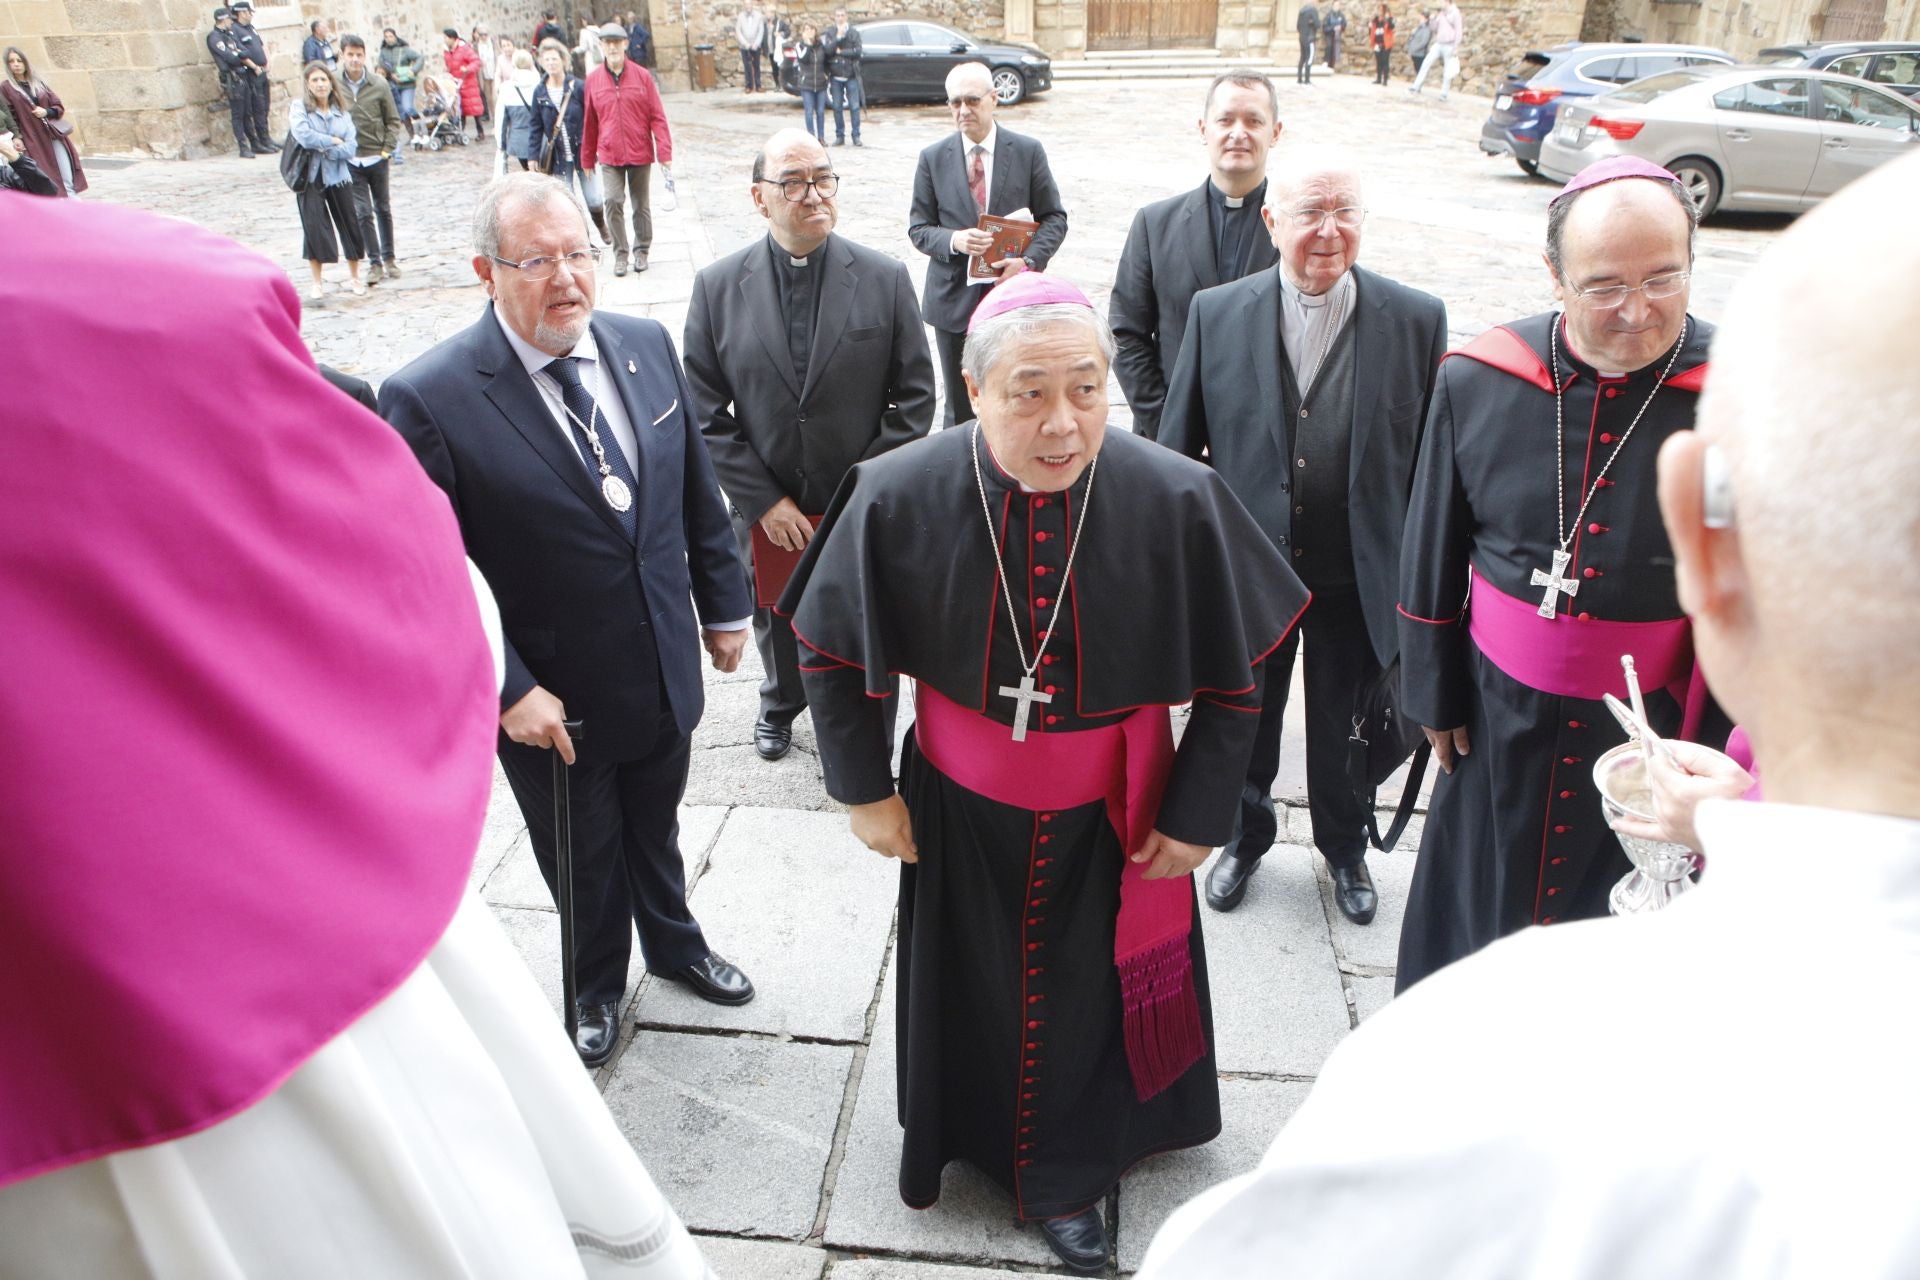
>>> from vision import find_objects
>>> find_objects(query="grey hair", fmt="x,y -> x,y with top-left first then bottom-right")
1546,177 -> 1698,280
961,303 -> 1115,387
1264,144 -> 1364,212
471,171 -> 584,258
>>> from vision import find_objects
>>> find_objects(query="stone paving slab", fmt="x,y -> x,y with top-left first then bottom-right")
1197,845 -> 1352,1078
688,742 -> 840,811
482,805 -> 732,911
489,903 -> 651,1019
1349,973 -> 1395,1025
824,968 -> 1060,1269
604,1031 -> 854,1240
1114,1077 -> 1313,1273
697,1234 -> 829,1280
469,765 -> 528,891
827,1260 -> 1081,1279
634,807 -> 897,1041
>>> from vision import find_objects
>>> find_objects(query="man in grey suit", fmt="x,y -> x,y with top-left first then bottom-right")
684,129 -> 936,763
1160,147 -> 1447,927
1111,72 -> 1282,441
908,61 -> 1068,428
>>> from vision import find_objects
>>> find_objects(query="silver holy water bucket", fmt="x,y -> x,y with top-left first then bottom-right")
1593,741 -> 1701,914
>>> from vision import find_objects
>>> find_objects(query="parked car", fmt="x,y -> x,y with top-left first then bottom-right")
1480,41 -> 1734,175
780,18 -> 1051,105
1758,41 -> 1920,99
1538,65 -> 1920,217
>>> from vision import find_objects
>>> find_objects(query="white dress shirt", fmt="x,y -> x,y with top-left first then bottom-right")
948,124 -> 998,256
493,307 -> 748,631
1277,266 -> 1355,393
1139,798 -> 1920,1279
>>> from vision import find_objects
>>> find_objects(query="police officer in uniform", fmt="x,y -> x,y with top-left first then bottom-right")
228,0 -> 275,155
206,8 -> 256,156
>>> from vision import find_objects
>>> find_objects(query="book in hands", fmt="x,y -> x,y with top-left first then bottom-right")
968,213 -> 1041,281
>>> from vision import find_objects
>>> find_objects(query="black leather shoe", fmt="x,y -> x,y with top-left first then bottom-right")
237,144 -> 254,158
575,1000 -> 620,1069
1331,859 -> 1378,925
666,953 -> 755,1005
753,718 -> 793,761
1205,848 -> 1261,912
1038,1205 -> 1108,1275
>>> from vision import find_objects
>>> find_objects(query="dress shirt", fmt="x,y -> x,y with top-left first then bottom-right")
339,71 -> 387,166
493,306 -> 748,631
1277,266 -> 1356,393
947,124 -> 998,256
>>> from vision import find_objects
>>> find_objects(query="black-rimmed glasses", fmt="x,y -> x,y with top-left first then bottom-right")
760,173 -> 840,201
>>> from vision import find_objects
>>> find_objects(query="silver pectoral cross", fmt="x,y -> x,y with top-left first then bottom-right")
1531,549 -> 1580,619
998,675 -> 1054,742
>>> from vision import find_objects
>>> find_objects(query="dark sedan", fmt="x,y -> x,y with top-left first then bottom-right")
782,19 -> 1052,105
1480,41 -> 1733,174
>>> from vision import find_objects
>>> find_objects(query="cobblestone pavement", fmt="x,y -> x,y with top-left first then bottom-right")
87,72 -> 1785,1279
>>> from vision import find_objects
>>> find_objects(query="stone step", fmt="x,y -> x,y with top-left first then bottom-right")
1079,47 -> 1227,60
1053,64 -> 1292,80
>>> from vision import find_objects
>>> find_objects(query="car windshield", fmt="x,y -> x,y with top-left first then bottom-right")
1607,70 -> 1702,103
1757,49 -> 1809,65
1508,52 -> 1552,82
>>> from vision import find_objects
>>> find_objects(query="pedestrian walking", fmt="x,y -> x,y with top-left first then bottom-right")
1369,4 -> 1395,85
1296,2 -> 1319,84
736,0 -> 767,91
337,35 -> 401,282
792,24 -> 828,145
205,8 -> 256,156
581,23 -> 673,276
1404,8 -> 1432,80
1409,0 -> 1462,99
497,49 -> 541,174
1322,3 -> 1347,70
825,8 -> 863,146
378,27 -> 422,119
288,62 -> 367,300
625,12 -> 654,68
575,19 -> 605,78
1,47 -> 84,196
441,27 -> 485,138
472,24 -> 496,125
533,40 -> 608,242
228,1 -> 274,153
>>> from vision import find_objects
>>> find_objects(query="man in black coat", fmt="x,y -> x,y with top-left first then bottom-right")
1160,148 -> 1447,926
685,129 -> 935,763
1110,72 -> 1281,441
907,60 -> 1068,428
1296,1 -> 1320,84
380,173 -> 757,1069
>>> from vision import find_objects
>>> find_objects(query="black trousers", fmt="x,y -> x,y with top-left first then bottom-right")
241,70 -> 271,144
1230,582 -> 1378,869
731,510 -> 808,726
1298,36 -> 1314,82
349,159 -> 395,263
1375,48 -> 1392,83
499,711 -> 710,1008
223,79 -> 250,147
932,325 -> 974,428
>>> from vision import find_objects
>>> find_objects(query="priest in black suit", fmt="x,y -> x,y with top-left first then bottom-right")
379,173 -> 758,1069
1160,148 -> 1447,926
683,129 -> 935,763
1110,72 -> 1282,441
907,60 -> 1068,428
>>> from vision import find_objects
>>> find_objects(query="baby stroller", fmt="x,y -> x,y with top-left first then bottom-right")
409,80 -> 467,151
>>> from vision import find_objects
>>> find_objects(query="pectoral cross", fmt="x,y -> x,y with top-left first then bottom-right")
998,675 -> 1054,742
1531,549 -> 1580,619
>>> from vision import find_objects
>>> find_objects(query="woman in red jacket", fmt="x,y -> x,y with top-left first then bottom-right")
440,27 -> 485,139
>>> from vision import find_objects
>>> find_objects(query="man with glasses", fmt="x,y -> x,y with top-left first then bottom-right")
1394,156 -> 1720,992
908,61 -> 1069,428
380,173 -> 758,1069
582,21 -> 672,276
683,129 -> 934,763
1160,147 -> 1447,928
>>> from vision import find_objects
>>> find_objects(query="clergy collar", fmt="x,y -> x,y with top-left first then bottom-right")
769,233 -> 829,269
1208,177 -> 1266,211
493,303 -> 601,378
1278,266 -> 1351,311
973,423 -> 1096,499
1555,313 -> 1642,381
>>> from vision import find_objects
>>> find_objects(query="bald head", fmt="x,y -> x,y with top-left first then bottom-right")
758,127 -> 825,177
752,127 -> 837,255
1264,145 -> 1363,212
946,62 -> 996,143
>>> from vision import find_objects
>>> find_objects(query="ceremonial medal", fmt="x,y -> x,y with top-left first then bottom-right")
601,474 -> 633,512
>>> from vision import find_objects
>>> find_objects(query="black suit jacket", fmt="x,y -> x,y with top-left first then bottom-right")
1109,180 -> 1280,441
379,307 -> 751,761
319,363 -> 378,411
683,234 -> 935,523
1159,265 -> 1447,666
907,127 -> 1068,333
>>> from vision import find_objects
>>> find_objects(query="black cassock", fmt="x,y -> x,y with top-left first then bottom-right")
782,427 -> 1307,1219
1396,311 -> 1726,993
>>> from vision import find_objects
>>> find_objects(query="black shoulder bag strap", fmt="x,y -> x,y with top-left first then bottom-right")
1357,738 -> 1430,853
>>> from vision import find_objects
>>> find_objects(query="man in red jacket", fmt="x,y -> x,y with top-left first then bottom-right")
582,22 -> 672,276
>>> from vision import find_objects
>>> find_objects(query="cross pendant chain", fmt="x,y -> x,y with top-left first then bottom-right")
1532,548 -> 1579,618
998,675 -> 1054,742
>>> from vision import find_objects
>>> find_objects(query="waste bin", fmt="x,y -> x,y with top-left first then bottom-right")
692,43 -> 717,90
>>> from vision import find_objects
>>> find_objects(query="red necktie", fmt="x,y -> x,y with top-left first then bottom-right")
968,144 -> 987,213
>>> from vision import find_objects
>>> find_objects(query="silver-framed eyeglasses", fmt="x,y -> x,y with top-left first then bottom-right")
488,248 -> 602,281
760,173 -> 840,201
1286,206 -> 1367,229
1570,269 -> 1692,311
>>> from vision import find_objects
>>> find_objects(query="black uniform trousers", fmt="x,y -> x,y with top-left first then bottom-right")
498,704 -> 710,1008
223,78 -> 251,148
1229,582 -> 1376,870
241,71 -> 271,146
933,326 -> 973,428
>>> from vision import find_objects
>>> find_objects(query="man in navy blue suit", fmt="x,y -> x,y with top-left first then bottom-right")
381,172 -> 757,1068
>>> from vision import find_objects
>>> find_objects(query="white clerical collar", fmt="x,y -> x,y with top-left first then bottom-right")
963,124 -> 998,156
1210,181 -> 1256,210
1278,268 -> 1347,310
493,303 -> 600,378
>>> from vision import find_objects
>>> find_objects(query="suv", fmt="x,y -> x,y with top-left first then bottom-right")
1481,41 -> 1734,174
1758,42 -> 1920,99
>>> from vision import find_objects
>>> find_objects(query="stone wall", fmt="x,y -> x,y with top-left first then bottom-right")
1315,0 -> 1585,92
650,0 -> 1009,90
1594,0 -> 1920,56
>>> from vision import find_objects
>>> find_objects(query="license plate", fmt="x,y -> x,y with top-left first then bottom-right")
1495,94 -> 1513,110
1557,123 -> 1583,145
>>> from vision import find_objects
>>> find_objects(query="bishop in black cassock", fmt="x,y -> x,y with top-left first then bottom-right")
1396,160 -> 1728,993
780,274 -> 1306,1273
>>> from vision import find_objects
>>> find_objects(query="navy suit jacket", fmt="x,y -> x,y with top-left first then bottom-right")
380,307 -> 752,762
907,126 -> 1068,333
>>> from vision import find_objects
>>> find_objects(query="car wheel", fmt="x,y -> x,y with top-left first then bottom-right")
1668,156 -> 1722,218
992,67 -> 1025,105
1515,157 -> 1540,177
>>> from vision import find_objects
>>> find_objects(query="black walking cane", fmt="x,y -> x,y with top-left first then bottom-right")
554,719 -> 585,1042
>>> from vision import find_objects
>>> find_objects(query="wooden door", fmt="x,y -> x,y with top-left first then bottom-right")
1089,0 -> 1218,50
1819,0 -> 1887,41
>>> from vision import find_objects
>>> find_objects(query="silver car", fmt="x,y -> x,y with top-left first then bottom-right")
1538,65 -> 1920,216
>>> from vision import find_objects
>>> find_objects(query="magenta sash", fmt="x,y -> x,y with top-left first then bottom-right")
912,685 -> 1204,1102
1468,566 -> 1704,736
